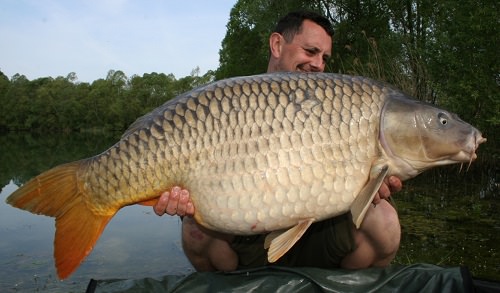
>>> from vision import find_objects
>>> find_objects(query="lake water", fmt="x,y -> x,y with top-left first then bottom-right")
0,132 -> 194,292
0,132 -> 498,291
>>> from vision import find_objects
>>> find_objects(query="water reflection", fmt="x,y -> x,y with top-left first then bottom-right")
0,132 -> 498,292
1,181 -> 194,292
0,133 -> 194,292
394,157 -> 500,280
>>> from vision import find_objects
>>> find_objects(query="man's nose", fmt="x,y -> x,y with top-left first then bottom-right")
310,55 -> 325,72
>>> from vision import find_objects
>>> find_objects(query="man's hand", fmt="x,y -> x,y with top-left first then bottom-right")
153,186 -> 195,217
373,176 -> 402,204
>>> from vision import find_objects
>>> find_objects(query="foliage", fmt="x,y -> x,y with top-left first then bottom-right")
425,0 -> 499,128
0,69 -> 214,132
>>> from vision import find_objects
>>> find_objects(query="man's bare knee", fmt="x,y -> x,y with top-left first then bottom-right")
181,217 -> 237,272
181,218 -> 214,271
342,200 -> 401,269
375,200 -> 401,256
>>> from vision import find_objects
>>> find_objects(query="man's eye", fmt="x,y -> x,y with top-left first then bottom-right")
305,49 -> 315,55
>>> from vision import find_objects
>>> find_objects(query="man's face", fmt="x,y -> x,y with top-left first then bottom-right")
277,20 -> 332,73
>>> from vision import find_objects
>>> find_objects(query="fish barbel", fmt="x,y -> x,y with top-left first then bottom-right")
6,72 -> 486,279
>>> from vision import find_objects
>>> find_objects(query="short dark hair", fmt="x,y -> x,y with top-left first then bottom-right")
273,10 -> 334,43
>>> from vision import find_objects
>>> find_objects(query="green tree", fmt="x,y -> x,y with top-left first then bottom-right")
0,71 -> 10,131
426,0 -> 499,131
84,78 -> 112,130
49,75 -> 88,131
106,70 -> 130,130
69,82 -> 92,130
30,77 -> 58,130
175,67 -> 216,94
4,74 -> 31,130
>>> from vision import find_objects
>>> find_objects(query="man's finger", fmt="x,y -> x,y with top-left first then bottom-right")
388,176 -> 402,193
176,189 -> 190,216
165,188 -> 180,215
154,191 -> 170,216
378,182 -> 391,199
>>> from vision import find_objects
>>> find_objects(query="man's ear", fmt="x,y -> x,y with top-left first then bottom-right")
269,32 -> 284,58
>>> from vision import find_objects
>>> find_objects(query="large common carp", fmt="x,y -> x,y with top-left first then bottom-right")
6,73 -> 485,279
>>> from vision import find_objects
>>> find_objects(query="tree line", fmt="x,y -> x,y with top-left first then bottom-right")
0,69 -> 214,132
0,0 -> 498,139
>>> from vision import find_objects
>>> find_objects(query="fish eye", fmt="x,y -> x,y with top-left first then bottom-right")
438,112 -> 448,125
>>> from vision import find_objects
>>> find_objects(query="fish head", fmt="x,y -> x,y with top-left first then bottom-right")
380,94 -> 486,179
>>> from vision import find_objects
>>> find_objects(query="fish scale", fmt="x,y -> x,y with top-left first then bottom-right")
6,72 -> 485,279
90,74 -> 382,232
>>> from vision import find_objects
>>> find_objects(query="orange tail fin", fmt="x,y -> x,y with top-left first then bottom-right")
5,160 -> 115,279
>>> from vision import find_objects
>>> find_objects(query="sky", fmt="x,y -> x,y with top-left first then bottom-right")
0,0 -> 237,83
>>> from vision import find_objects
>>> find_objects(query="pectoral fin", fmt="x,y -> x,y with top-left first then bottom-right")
350,165 -> 389,229
264,218 -> 314,263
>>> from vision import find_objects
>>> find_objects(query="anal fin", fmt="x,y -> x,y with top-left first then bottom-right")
264,218 -> 314,263
350,165 -> 389,229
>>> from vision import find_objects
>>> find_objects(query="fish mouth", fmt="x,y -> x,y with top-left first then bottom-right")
453,131 -> 487,168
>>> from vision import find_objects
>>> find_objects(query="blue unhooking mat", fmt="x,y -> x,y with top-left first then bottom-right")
86,263 -> 500,292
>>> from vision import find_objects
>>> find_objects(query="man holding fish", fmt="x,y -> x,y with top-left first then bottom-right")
154,10 -> 403,272
8,8 -> 485,280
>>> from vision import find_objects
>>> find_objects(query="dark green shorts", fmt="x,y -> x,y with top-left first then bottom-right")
231,212 -> 356,269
